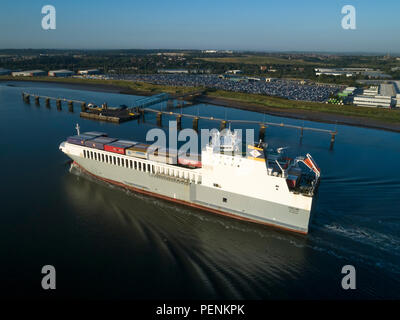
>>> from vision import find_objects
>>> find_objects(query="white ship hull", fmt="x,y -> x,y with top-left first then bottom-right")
61,141 -> 316,234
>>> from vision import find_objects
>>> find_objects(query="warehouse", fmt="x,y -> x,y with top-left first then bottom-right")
11,70 -> 46,77
353,95 -> 393,108
48,69 -> 74,77
77,69 -> 100,75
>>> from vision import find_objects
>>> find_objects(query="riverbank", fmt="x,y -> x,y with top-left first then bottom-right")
1,76 -> 400,132
198,94 -> 400,133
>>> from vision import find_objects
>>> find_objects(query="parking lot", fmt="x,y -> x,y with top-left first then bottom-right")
108,74 -> 340,102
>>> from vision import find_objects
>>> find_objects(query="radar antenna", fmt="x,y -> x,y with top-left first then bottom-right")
75,123 -> 80,136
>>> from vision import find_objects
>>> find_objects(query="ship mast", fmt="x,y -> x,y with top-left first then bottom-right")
75,123 -> 80,136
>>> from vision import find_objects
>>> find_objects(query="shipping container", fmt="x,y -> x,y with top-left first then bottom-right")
125,149 -> 147,159
83,131 -> 108,137
178,153 -> 202,168
84,137 -> 118,150
117,140 -> 138,146
67,134 -> 97,146
147,146 -> 177,156
104,140 -> 136,154
148,153 -> 178,165
126,143 -> 150,159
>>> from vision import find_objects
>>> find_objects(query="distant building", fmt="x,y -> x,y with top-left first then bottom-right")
156,52 -> 185,57
48,69 -> 74,77
353,95 -> 393,108
77,69 -> 100,75
202,50 -> 218,53
0,68 -> 11,75
219,74 -> 248,82
265,77 -> 277,82
247,77 -> 261,82
226,70 -> 242,75
260,66 -> 267,71
345,87 -> 357,93
12,70 -> 46,77
315,67 -> 390,78
157,69 -> 189,74
363,86 -> 379,96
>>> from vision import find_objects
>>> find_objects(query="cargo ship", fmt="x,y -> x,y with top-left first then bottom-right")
59,125 -> 321,234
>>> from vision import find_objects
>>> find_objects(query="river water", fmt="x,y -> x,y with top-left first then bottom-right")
1,81 -> 399,299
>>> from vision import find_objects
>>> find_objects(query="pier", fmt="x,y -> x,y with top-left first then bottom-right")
22,92 -> 139,123
22,91 -> 337,148
140,107 -> 337,148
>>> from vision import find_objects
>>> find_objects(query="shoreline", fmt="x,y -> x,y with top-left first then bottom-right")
2,78 -> 400,133
196,96 -> 400,133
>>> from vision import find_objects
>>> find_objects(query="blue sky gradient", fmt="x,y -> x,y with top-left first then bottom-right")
0,0 -> 399,52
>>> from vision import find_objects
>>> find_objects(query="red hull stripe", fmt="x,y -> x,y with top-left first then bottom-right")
72,161 -> 307,235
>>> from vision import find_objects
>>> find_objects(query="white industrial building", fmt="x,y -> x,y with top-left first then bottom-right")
353,95 -> 393,108
157,69 -> 189,74
77,69 -> 100,75
363,86 -> 379,96
48,69 -> 74,77
226,70 -> 242,75
11,70 -> 47,77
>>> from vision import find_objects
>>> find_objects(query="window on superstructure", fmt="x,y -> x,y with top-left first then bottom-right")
223,197 -> 227,203
134,161 -> 137,170
105,155 -> 108,163
147,164 -> 150,172
143,163 -> 147,172
113,156 -> 116,165
117,157 -> 120,166
130,160 -> 133,169
102,154 -> 104,162
90,151 -> 93,159
83,150 -> 86,158
138,162 -> 142,171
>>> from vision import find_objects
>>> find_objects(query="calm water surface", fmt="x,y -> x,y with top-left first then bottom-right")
1,81 -> 399,299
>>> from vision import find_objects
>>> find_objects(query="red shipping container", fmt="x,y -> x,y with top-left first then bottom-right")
104,144 -> 125,154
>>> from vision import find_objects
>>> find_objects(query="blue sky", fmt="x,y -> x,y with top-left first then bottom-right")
0,0 -> 399,52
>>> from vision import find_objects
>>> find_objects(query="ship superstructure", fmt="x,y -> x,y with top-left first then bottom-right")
60,126 -> 320,234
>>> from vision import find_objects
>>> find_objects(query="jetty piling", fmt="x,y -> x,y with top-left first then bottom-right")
193,117 -> 199,132
176,114 -> 182,131
330,132 -> 337,150
259,125 -> 266,142
156,112 -> 162,127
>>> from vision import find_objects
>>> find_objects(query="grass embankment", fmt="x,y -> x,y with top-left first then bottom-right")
204,90 -> 400,124
0,76 -> 201,96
